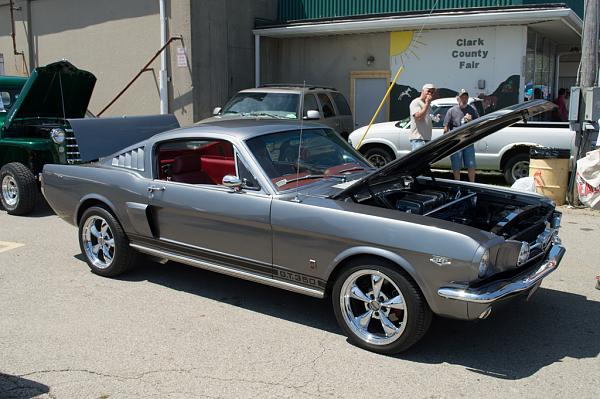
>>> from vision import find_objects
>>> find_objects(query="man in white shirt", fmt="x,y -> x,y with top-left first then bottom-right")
409,83 -> 438,151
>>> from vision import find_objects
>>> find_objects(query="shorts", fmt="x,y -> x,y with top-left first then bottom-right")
410,139 -> 429,151
450,144 -> 476,170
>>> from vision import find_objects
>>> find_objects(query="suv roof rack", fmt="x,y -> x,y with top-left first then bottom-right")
258,83 -> 338,91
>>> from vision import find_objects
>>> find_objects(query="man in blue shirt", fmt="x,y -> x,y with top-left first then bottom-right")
443,89 -> 479,182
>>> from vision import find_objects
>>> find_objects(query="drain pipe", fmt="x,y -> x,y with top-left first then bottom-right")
255,34 -> 260,87
159,0 -> 168,114
9,0 -> 29,75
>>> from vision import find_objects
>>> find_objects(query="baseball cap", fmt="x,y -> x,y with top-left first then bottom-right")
422,83 -> 435,91
458,88 -> 469,97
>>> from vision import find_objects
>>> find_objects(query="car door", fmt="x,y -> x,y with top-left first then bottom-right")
147,137 -> 273,274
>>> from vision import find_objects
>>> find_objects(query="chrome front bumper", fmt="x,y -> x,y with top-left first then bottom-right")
438,243 -> 565,304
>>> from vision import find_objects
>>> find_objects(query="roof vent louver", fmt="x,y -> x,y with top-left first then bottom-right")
112,147 -> 145,171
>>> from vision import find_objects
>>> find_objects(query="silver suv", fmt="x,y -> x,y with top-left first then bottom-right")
202,85 -> 354,139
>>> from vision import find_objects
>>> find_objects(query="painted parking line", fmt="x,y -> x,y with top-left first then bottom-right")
0,241 -> 25,254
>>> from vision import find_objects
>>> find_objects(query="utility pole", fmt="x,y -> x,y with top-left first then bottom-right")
571,0 -> 599,205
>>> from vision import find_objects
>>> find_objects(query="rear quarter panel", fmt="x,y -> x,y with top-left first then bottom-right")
42,164 -> 151,237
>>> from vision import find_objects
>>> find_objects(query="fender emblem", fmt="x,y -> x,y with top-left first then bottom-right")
430,255 -> 452,266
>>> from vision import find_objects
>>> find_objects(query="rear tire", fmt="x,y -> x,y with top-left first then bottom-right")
503,152 -> 530,184
78,206 -> 137,277
363,146 -> 395,168
0,162 -> 38,215
332,257 -> 432,354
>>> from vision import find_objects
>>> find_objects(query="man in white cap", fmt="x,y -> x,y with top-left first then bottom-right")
443,88 -> 479,182
409,83 -> 438,151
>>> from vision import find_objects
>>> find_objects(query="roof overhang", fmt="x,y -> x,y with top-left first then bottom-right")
253,7 -> 582,42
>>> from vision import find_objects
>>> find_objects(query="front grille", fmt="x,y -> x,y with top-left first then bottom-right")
65,128 -> 82,164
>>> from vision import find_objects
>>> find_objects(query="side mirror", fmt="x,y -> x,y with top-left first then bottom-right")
213,107 -> 222,116
304,110 -> 320,120
222,175 -> 242,191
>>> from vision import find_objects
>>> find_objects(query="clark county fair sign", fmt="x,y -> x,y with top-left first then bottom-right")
388,26 -> 525,120
452,38 -> 490,69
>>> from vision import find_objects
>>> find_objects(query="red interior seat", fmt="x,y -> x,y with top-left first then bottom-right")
201,156 -> 236,185
170,154 -> 206,184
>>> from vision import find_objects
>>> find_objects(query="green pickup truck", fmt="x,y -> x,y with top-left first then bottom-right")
0,61 -> 95,215
1,61 -> 180,216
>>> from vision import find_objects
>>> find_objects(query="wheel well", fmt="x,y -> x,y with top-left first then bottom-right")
358,143 -> 396,159
76,199 -> 115,225
325,254 -> 421,298
500,146 -> 530,171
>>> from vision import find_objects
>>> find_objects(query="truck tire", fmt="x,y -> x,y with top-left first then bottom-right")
503,153 -> 530,184
363,146 -> 395,168
0,162 -> 38,215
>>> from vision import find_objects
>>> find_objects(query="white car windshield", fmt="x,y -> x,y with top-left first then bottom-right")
221,92 -> 300,119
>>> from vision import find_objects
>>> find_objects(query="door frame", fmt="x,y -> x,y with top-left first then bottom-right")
350,70 -> 391,126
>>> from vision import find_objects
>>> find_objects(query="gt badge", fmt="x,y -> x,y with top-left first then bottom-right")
430,255 -> 452,266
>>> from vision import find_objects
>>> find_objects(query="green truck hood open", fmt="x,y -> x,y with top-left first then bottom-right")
3,61 -> 96,131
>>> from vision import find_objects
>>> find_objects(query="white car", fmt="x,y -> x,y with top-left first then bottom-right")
349,97 -> 575,183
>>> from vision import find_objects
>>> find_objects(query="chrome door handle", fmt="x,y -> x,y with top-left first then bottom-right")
147,185 -> 166,193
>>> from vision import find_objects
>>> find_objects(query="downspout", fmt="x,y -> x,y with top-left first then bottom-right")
159,0 -> 168,114
255,34 -> 261,87
9,0 -> 29,75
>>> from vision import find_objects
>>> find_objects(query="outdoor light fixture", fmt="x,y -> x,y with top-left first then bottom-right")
366,55 -> 375,66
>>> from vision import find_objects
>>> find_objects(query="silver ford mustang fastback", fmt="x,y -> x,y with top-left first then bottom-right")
41,100 -> 565,354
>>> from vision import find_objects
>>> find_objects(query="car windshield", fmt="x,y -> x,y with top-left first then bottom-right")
220,92 -> 300,119
246,128 -> 371,191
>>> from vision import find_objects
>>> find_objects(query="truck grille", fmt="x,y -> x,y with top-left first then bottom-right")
65,128 -> 82,164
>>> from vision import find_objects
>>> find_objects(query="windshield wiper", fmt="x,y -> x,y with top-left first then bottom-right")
279,174 -> 346,185
336,166 -> 366,174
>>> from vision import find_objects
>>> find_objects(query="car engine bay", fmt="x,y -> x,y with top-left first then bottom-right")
355,179 -> 554,242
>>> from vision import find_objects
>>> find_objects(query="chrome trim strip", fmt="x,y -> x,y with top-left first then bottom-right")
438,243 -> 565,304
130,243 -> 325,298
160,237 -> 273,269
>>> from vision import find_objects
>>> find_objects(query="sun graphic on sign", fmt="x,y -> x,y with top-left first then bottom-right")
390,31 -> 426,68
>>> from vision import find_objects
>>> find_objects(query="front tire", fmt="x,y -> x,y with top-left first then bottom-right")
363,146 -> 395,168
78,206 -> 137,277
0,162 -> 38,215
503,152 -> 530,184
332,258 -> 432,354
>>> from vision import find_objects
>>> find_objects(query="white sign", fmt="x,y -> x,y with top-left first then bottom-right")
176,47 -> 187,68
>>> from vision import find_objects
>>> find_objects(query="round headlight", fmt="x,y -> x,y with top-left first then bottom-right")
50,128 -> 65,144
478,249 -> 490,278
517,242 -> 530,266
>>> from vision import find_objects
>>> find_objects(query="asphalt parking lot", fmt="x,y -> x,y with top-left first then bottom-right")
1,198 -> 599,399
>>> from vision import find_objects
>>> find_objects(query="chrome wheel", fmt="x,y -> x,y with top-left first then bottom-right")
1,175 -> 18,207
511,160 -> 530,181
367,154 -> 388,168
339,269 -> 408,345
81,215 -> 115,269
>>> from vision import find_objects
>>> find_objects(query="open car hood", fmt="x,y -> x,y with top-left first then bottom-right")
4,61 -> 96,130
334,100 -> 556,199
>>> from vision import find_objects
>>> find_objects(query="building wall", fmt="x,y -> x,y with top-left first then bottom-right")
0,0 -> 194,125
1,0 -> 279,125
190,0 -> 278,120
262,32 -> 390,101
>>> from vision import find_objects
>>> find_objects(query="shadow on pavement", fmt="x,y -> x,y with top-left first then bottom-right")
114,258 -> 599,380
0,197 -> 55,218
402,287 -> 600,379
0,373 -> 50,399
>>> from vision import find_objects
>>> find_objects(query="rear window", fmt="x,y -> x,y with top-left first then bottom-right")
331,92 -> 352,116
0,89 -> 20,111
